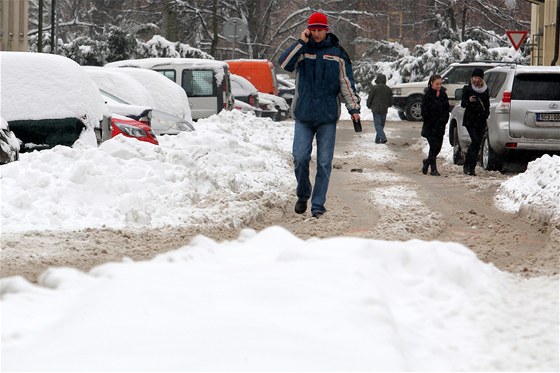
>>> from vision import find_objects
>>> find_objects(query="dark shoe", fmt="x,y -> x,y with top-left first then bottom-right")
429,159 -> 440,176
312,212 -> 323,218
295,200 -> 307,214
468,168 -> 476,176
463,165 -> 469,175
380,139 -> 387,144
422,159 -> 429,175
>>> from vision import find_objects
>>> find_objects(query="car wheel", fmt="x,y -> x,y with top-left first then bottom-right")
481,131 -> 501,171
397,111 -> 407,120
405,97 -> 423,121
452,127 -> 464,165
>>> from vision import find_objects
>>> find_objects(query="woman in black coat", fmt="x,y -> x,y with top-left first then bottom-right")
420,74 -> 450,176
461,68 -> 490,176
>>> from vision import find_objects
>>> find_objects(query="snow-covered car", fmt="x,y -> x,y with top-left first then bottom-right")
448,65 -> 560,171
233,99 -> 263,117
0,118 -> 20,164
104,66 -> 193,122
86,67 -> 195,136
276,74 -> 295,106
257,96 -> 278,120
100,90 -> 195,136
230,74 -> 260,109
258,92 -> 290,121
105,58 -> 235,121
1,52 -> 108,152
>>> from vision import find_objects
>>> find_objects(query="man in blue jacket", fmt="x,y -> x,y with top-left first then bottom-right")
278,12 -> 361,218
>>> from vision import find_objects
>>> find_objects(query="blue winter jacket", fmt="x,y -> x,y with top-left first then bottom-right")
278,33 -> 360,125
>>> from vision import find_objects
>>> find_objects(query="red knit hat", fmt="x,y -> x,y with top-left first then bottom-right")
308,12 -> 329,30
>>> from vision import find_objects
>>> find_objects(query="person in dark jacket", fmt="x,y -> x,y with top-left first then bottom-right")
420,74 -> 450,176
461,68 -> 490,176
366,74 -> 393,144
278,12 -> 361,218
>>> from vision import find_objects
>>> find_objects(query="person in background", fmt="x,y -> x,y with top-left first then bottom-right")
278,11 -> 361,218
461,68 -> 490,176
366,74 -> 393,144
420,74 -> 450,176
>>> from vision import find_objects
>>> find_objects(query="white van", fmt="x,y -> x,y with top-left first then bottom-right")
105,58 -> 234,121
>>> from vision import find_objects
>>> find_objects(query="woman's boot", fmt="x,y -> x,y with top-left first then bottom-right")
430,159 -> 440,176
422,159 -> 429,175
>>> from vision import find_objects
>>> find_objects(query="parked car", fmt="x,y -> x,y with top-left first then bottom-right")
1,52 -> 108,152
276,74 -> 295,106
0,118 -> 20,164
448,65 -> 560,171
110,114 -> 158,145
256,96 -> 278,120
226,59 -> 279,96
230,74 -> 260,109
105,58 -> 235,121
85,67 -> 195,135
258,92 -> 290,121
392,61 -> 506,121
233,99 -> 263,117
104,66 -> 193,122
84,66 -> 157,108
99,89 -> 195,136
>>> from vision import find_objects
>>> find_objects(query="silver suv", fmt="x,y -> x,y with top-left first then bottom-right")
448,65 -> 560,171
392,62 -> 502,121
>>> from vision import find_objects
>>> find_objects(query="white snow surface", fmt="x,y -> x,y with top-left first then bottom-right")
0,52 -> 107,129
1,97 -> 559,372
106,67 -> 193,122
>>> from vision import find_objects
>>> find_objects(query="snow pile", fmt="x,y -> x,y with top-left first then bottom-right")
1,226 -> 557,372
495,154 -> 560,225
0,111 -> 294,232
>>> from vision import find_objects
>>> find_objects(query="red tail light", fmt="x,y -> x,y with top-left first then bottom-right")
496,91 -> 511,114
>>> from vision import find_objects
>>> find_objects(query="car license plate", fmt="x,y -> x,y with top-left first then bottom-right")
536,113 -> 560,122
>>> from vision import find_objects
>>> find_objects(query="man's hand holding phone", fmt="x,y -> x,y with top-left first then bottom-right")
301,29 -> 311,42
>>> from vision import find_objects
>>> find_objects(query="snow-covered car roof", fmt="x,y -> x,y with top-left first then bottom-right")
258,92 -> 289,111
106,67 -> 192,122
1,52 -> 107,129
233,99 -> 262,115
105,58 -> 227,86
83,66 -> 157,108
230,74 -> 258,97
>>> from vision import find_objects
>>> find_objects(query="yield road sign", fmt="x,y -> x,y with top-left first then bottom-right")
506,31 -> 528,51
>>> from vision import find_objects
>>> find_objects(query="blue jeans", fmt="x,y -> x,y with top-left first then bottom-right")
292,120 -> 337,215
372,113 -> 387,143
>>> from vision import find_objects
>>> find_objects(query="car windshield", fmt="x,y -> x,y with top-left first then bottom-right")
100,89 -> 130,104
511,74 -> 560,100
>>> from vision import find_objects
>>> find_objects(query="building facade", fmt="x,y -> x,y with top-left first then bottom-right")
526,0 -> 560,65
0,0 -> 29,51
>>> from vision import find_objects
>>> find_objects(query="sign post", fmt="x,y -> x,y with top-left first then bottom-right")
222,18 -> 248,59
506,31 -> 528,51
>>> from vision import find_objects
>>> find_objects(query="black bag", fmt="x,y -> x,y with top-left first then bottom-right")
352,117 -> 362,132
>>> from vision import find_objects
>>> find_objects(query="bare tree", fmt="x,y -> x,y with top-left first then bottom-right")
28,0 -> 530,61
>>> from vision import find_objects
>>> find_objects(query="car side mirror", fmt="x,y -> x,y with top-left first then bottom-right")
454,88 -> 463,100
